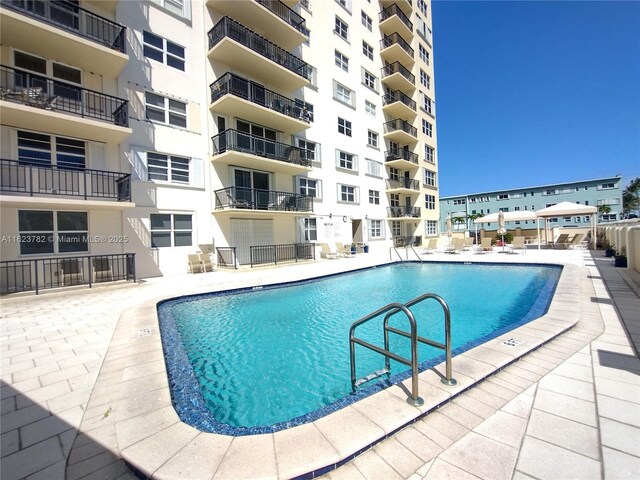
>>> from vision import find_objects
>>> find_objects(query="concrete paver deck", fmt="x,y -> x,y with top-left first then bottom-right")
0,248 -> 638,479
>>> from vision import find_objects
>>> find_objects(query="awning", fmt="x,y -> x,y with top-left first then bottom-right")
535,201 -> 597,217
474,211 -> 538,223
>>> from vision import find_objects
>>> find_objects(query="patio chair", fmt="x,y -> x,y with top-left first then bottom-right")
566,233 -> 586,249
446,237 -> 464,254
550,233 -> 571,249
199,253 -> 215,272
188,254 -> 204,273
476,237 -> 492,253
92,257 -> 114,283
510,236 -> 526,254
421,237 -> 438,254
462,237 -> 475,252
335,242 -> 354,257
59,259 -> 84,286
319,243 -> 340,259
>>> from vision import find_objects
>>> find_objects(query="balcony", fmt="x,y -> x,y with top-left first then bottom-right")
387,206 -> 421,219
0,1 -> 127,77
0,159 -> 133,209
208,17 -> 314,92
386,178 -> 420,193
210,73 -> 312,134
385,148 -> 419,169
381,61 -> 415,93
383,119 -> 418,144
206,0 -> 307,50
379,4 -> 413,38
382,89 -> 416,119
214,186 -> 313,216
212,129 -> 312,175
380,0 -> 413,17
0,66 -> 131,143
380,33 -> 414,66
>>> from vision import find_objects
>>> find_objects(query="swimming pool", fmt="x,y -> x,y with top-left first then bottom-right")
158,262 -> 560,435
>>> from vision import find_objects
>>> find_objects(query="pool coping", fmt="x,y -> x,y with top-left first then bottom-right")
103,261 -> 582,479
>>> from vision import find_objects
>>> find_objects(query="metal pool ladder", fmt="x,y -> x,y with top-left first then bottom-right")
349,293 -> 456,406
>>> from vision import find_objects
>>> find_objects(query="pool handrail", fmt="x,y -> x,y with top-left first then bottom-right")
349,293 -> 456,406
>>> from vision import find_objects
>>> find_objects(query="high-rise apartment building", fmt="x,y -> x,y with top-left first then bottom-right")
0,0 -> 439,291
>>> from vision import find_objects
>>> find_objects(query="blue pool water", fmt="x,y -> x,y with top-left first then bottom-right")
158,262 -> 560,435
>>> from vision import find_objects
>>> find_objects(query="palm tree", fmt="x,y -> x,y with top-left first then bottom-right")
622,177 -> 640,218
598,204 -> 611,222
451,215 -> 466,232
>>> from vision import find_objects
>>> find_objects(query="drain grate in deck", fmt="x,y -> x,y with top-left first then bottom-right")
138,327 -> 152,338
501,338 -> 523,347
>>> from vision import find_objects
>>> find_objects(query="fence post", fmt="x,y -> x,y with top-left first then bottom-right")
34,259 -> 39,295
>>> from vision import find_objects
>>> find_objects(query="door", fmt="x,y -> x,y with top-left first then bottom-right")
252,171 -> 270,209
216,116 -> 227,153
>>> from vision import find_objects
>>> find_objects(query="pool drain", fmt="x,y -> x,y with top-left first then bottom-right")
138,327 -> 152,338
501,338 -> 523,347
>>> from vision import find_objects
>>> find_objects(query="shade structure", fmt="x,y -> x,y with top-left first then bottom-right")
536,202 -> 598,248
474,211 -> 538,223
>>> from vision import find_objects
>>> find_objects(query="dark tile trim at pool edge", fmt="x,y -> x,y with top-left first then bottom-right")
157,262 -> 563,437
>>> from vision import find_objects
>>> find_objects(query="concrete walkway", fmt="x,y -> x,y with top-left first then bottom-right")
0,249 -> 638,479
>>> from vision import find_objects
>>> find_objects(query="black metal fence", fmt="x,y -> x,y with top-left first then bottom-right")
388,206 -> 421,218
214,186 -> 313,213
210,72 -> 313,123
386,178 -> 420,191
3,0 -> 126,52
0,65 -> 129,127
381,61 -> 415,83
216,247 -> 237,269
255,0 -> 307,34
382,89 -> 416,111
1,159 -> 131,201
393,236 -> 423,248
384,118 -> 418,138
0,253 -> 135,295
212,129 -> 312,168
379,3 -> 413,31
208,17 -> 314,82
381,32 -> 414,57
385,148 -> 419,165
250,243 -> 315,267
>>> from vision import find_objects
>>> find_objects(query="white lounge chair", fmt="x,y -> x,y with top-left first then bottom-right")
320,243 -> 340,259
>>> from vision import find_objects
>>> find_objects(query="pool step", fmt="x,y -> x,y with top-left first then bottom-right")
354,368 -> 390,387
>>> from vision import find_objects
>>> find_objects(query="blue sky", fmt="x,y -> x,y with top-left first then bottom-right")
432,0 -> 640,197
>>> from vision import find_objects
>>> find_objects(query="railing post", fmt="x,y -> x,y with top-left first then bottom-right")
84,171 -> 88,200
29,164 -> 33,197
34,259 -> 39,295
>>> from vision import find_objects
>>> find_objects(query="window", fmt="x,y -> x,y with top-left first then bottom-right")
362,41 -> 374,60
150,213 -> 192,248
336,150 -> 357,171
425,194 -> 435,209
575,216 -> 582,223
361,11 -> 372,30
18,210 -> 87,255
297,177 -> 322,200
334,16 -> 349,41
145,92 -> 187,127
15,51 -> 82,85
366,158 -> 382,177
425,220 -> 437,236
334,81 -> 354,106
339,184 -> 358,203
418,0 -> 428,16
147,152 -> 190,183
362,69 -> 378,91
150,0 -> 191,19
369,219 -> 383,238
422,119 -> 432,136
390,193 -> 400,207
335,50 -> 349,72
598,182 -> 616,190
422,94 -> 433,114
365,100 -> 376,116
424,169 -> 436,187
497,194 -> 509,200
17,131 -> 86,169
143,31 -> 185,71
338,117 -> 352,136
425,145 -> 434,163
391,220 -> 401,237
419,44 -> 429,64
368,190 -> 380,205
297,139 -> 320,165
367,130 -> 378,148
453,199 -> 466,205
420,69 -> 430,89
302,218 -> 317,241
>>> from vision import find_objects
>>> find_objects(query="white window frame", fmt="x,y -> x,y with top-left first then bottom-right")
333,81 -> 355,107
366,158 -> 382,177
368,189 -> 380,205
425,194 -> 435,209
302,218 -> 317,241
365,99 -> 376,117
367,130 -> 379,148
143,30 -> 185,71
425,145 -> 435,163
334,16 -> 349,41
362,68 -> 378,92
361,10 -> 372,31
297,176 -> 322,200
362,40 -> 374,60
419,44 -> 429,64
424,169 -> 436,187
18,210 -> 88,255
147,151 -> 190,184
150,213 -> 193,248
338,117 -> 352,136
335,50 -> 349,72
338,184 -> 359,203
145,92 -> 187,128
336,150 -> 358,171
422,119 -> 432,136
369,219 -> 384,239
425,220 -> 437,236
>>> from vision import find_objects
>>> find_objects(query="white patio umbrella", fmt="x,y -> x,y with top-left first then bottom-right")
497,211 -> 507,252
446,213 -> 452,250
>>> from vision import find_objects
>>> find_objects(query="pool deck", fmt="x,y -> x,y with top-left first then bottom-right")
1,248 -> 638,479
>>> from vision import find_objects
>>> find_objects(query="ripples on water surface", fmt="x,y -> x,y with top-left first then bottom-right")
167,263 -> 557,428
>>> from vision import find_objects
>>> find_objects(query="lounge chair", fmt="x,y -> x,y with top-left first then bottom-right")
476,237 -> 492,253
335,242 -> 354,257
446,237 -> 464,254
199,253 -> 215,272
92,257 -> 114,282
550,233 -> 571,249
462,237 -> 475,252
565,233 -> 586,249
188,254 -> 204,273
319,243 -> 340,259
422,237 -> 438,254
510,236 -> 526,254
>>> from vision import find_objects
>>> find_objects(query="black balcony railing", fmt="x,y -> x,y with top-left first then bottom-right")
208,17 -> 314,82
3,0 -> 126,52
383,89 -> 416,111
255,0 -> 307,34
388,206 -> 421,218
379,3 -> 413,31
381,61 -> 415,84
214,186 -> 313,213
250,242 -> 315,267
210,72 -> 313,123
0,253 -> 135,295
384,119 -> 418,138
381,32 -> 414,57
386,178 -> 420,191
1,159 -> 131,201
216,247 -> 238,269
385,148 -> 419,164
393,235 -> 422,247
0,66 -> 129,127
212,129 -> 312,168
